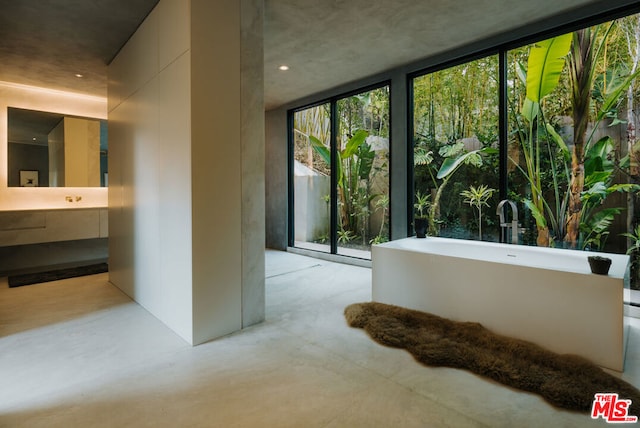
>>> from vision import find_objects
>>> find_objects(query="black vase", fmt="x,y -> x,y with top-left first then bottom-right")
588,256 -> 612,275
414,218 -> 427,238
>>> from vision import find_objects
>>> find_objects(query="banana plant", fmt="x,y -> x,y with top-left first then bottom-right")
517,33 -> 573,247
309,129 -> 374,238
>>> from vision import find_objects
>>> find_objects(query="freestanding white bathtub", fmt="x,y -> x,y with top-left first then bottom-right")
372,237 -> 631,371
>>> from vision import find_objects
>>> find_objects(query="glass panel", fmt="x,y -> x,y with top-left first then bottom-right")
336,86 -> 390,257
293,104 -> 331,253
506,39 -> 572,248
412,57 -> 499,241
506,15 -> 640,304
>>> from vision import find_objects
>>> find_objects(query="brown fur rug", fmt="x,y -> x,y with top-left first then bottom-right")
345,302 -> 640,414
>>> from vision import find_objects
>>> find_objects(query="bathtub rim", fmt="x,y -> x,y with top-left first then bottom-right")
374,236 -> 630,279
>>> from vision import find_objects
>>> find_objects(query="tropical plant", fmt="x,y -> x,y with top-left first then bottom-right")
515,33 -> 573,247
623,224 -> 640,255
309,129 -> 374,239
565,23 -> 640,248
294,105 -> 331,172
337,228 -> 355,244
369,234 -> 388,245
578,136 -> 640,249
373,194 -> 389,239
414,191 -> 431,218
460,184 -> 496,240
622,224 -> 640,284
428,144 -> 496,236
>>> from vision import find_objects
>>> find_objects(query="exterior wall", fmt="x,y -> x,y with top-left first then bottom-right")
294,174 -> 330,242
108,0 -> 265,345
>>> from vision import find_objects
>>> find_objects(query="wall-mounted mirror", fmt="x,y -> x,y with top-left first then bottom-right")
7,107 -> 107,187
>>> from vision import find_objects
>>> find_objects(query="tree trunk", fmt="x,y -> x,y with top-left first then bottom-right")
537,225 -> 550,247
565,29 -> 594,248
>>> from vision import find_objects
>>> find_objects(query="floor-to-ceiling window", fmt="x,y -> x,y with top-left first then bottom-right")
336,86 -> 390,257
292,103 -> 332,253
287,7 -> 640,306
408,12 -> 640,306
506,21 -> 639,254
412,57 -> 500,241
290,85 -> 390,259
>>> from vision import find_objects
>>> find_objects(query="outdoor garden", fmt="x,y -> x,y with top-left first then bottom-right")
293,87 -> 390,255
292,13 -> 640,292
413,14 -> 640,289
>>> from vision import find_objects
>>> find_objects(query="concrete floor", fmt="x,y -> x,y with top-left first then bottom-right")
1,249 -> 639,427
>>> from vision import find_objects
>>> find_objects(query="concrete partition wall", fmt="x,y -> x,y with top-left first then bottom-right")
265,109 -> 288,250
108,0 -> 265,345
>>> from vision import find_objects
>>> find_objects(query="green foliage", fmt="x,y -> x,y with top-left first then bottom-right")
460,185 -> 496,240
373,194 -> 390,240
514,33 -> 573,246
437,149 -> 488,179
526,34 -> 573,103
303,86 -> 390,249
623,225 -> 640,256
413,55 -> 500,240
337,229 -> 355,244
427,146 -> 495,235
580,208 -> 621,250
414,148 -> 434,166
414,191 -> 431,218
369,235 -> 389,245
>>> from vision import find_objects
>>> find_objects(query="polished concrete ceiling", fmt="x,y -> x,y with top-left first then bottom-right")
0,0 -> 632,111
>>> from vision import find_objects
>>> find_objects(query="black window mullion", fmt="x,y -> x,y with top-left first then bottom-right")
330,100 -> 339,254
407,76 -> 415,237
499,50 -> 508,203
287,110 -> 295,248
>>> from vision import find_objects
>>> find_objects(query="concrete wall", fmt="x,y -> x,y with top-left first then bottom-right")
294,174 -> 330,242
108,0 -> 264,345
265,109 -> 288,250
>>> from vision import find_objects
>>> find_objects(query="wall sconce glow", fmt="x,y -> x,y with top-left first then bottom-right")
75,74 -> 84,78
278,65 -> 289,71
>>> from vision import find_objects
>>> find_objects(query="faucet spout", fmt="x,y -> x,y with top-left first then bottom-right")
496,200 -> 519,244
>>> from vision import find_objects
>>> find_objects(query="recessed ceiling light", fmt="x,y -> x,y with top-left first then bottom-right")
75,73 -> 84,78
278,65 -> 289,71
